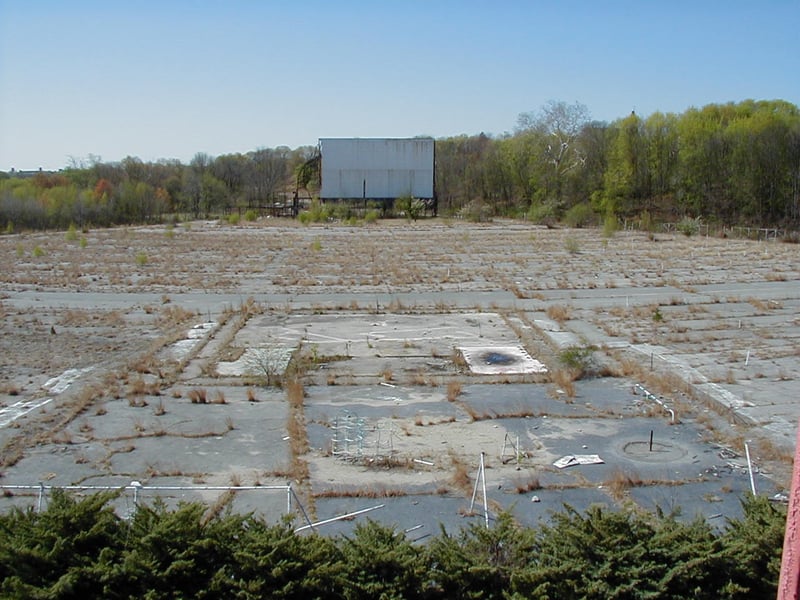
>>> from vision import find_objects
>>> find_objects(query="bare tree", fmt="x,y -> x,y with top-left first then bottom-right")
518,100 -> 591,204
245,148 -> 290,208
244,346 -> 288,387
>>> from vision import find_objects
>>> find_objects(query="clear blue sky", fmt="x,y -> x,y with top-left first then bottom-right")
1,0 -> 797,171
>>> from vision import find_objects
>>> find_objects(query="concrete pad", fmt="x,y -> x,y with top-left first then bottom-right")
460,345 -> 547,375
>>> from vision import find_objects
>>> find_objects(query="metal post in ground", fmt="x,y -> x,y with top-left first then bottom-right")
37,482 -> 45,513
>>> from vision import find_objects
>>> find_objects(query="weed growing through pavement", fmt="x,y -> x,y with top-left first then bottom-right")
446,380 -> 463,402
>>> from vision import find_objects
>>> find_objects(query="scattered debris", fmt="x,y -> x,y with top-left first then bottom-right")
554,454 -> 604,469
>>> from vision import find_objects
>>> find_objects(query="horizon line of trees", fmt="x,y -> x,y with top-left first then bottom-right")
2,99 -> 799,231
0,490 -> 785,598
435,99 -> 800,227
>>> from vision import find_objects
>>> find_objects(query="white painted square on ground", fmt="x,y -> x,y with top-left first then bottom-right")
459,345 -> 547,375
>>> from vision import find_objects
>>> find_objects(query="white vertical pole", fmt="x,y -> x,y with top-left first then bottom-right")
481,452 -> 489,529
745,442 -> 757,496
37,482 -> 44,513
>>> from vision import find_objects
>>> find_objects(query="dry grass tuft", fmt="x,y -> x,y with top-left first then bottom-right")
446,380 -> 463,402
1,384 -> 20,396
286,379 -> 310,484
188,388 -> 207,404
451,348 -> 468,369
605,469 -> 643,500
546,304 -> 572,323
128,377 -> 147,397
515,476 -> 541,494
550,369 -> 576,398
755,438 -> 793,463
449,453 -> 473,494
408,370 -> 429,386
314,486 -> 408,499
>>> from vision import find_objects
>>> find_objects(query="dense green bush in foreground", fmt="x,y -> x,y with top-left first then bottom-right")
0,491 -> 784,599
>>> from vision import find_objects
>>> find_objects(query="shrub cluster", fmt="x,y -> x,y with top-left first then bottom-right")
0,491 -> 784,599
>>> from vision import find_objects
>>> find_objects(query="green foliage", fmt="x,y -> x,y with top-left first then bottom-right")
426,512 -> 536,599
1,99 -> 798,231
5,221 -> 14,235
0,493 -> 786,598
602,213 -> 618,237
340,520 -> 425,598
717,495 -> 785,599
227,212 -> 240,225
135,252 -> 148,266
677,215 -> 702,236
299,200 -> 332,224
79,236 -> 88,248
221,520 -> 344,598
563,202 -> 595,228
32,245 -> 45,257
0,489 -> 123,598
558,345 -> 594,374
244,209 -> 258,222
515,504 -> 725,599
638,209 -> 657,232
364,209 -> 380,224
564,236 -> 580,254
527,201 -> 557,226
395,195 -> 426,221
64,223 -> 78,241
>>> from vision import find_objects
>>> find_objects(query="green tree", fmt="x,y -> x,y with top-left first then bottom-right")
0,490 -> 123,598
109,500 -> 244,598
512,504 -> 723,599
426,512 -> 537,599
339,519 -> 425,599
517,100 -> 591,210
220,521 -> 344,598
603,111 -> 649,217
718,495 -> 785,599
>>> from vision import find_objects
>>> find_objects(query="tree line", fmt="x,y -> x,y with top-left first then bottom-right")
0,490 -> 785,599
0,147 -> 316,231
435,99 -> 800,227
2,99 -> 798,231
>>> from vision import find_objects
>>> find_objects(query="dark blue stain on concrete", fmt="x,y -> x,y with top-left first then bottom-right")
481,351 -> 518,366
